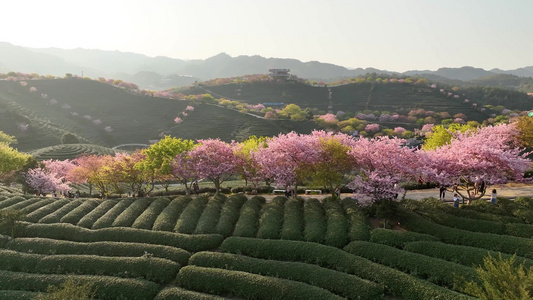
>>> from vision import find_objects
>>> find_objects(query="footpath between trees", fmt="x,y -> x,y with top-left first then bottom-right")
260,183 -> 533,202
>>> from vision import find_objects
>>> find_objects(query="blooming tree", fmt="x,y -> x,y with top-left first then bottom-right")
188,139 -> 237,194
422,123 -> 531,200
255,132 -> 319,195
25,167 -> 70,195
348,136 -> 421,203
233,135 -> 269,189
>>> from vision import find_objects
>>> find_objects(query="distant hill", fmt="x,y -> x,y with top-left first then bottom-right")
1,76 -> 532,154
0,78 -> 316,152
2,42 -> 532,90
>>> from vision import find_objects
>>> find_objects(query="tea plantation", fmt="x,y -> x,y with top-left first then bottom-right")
1,187 -> 533,299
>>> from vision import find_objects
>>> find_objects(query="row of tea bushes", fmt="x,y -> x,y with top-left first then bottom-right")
343,241 -> 477,290
110,198 -> 154,227
220,237 -> 471,299
3,237 -> 190,265
214,194 -> 247,237
0,249 -> 179,283
189,251 -> 383,300
256,196 -> 286,239
14,223 -> 224,252
232,196 -> 264,237
152,196 -> 192,231
280,198 -> 305,241
303,198 -> 327,243
154,287 -> 226,300
177,265 -> 344,300
194,194 -> 227,234
369,228 -> 440,248
174,196 -> 209,234
0,270 -> 159,300
131,198 -> 171,230
77,200 -> 118,228
398,210 -> 533,259
403,241 -> 533,269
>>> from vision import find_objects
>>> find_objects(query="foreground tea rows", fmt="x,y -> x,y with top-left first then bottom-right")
1,192 -> 532,299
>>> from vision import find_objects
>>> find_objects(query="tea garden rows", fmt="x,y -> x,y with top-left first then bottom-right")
1,188 -> 533,300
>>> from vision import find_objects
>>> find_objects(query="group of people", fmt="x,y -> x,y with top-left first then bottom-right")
450,188 -> 497,207
439,184 -> 497,207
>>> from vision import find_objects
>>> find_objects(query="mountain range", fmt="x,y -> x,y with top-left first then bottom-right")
1,42 -> 533,90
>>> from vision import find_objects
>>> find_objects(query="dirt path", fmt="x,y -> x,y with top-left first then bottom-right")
259,183 -> 533,202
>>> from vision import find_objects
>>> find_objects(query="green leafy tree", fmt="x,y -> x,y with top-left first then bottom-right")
423,123 -> 473,150
278,104 -> 306,121
311,136 -> 355,197
461,254 -> 533,299
0,131 -> 16,144
515,115 -> 533,148
0,142 -> 32,180
0,209 -> 25,238
61,132 -> 79,144
138,136 -> 195,192
36,277 -> 96,300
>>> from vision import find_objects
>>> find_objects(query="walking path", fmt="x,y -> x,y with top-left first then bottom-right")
261,183 -> 533,202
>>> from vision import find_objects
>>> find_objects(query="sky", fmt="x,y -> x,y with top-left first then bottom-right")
1,0 -> 532,72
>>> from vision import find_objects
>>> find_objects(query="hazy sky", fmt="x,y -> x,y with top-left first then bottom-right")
2,0 -> 532,72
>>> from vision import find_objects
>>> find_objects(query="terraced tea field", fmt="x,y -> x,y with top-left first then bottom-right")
1,190 -> 533,299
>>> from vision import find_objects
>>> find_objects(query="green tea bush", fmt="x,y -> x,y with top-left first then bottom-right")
59,200 -> 99,225
189,251 -> 383,300
0,196 -> 26,209
38,199 -> 83,224
131,197 -> 171,230
323,197 -> 348,247
370,228 -> 440,249
2,198 -> 40,211
5,237 -> 190,265
407,199 -> 522,224
341,198 -> 371,241
24,199 -> 70,223
174,196 -> 209,234
0,234 -> 9,248
20,199 -> 54,214
256,196 -> 286,239
215,194 -> 247,237
303,198 -> 326,243
152,196 -> 192,231
0,249 -> 179,283
177,265 -> 344,300
403,241 -> 533,269
505,222 -> 533,238
0,270 -> 159,300
154,287 -> 226,300
91,199 -> 134,229
17,223 -> 224,252
0,290 -> 41,300
232,196 -> 264,237
220,237 -> 471,299
399,210 -> 533,259
111,198 -> 152,227
415,208 -> 506,234
280,198 -> 304,241
344,241 -> 477,289
76,200 -> 118,228
194,194 -> 226,234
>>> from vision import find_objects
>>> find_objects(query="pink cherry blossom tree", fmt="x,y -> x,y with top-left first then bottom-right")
348,136 -> 421,203
188,139 -> 237,194
422,123 -> 531,201
255,132 -> 320,196
25,168 -> 70,196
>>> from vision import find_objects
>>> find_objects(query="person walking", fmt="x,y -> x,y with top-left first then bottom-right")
491,189 -> 497,204
439,186 -> 446,200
